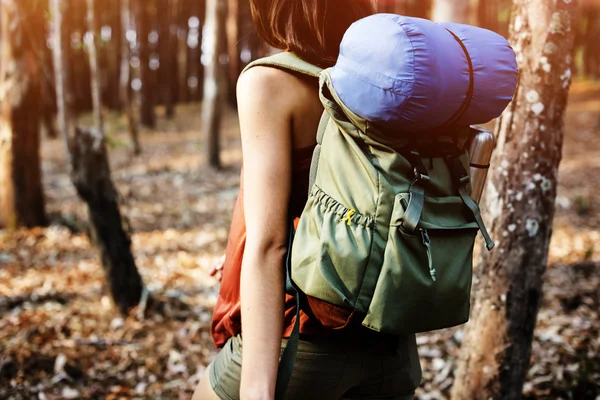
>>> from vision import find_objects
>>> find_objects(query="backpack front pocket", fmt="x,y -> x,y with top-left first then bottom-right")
363,192 -> 479,334
291,186 -> 375,327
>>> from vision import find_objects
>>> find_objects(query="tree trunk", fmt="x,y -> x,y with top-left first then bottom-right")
71,0 -> 93,115
202,0 -> 227,169
41,46 -> 59,140
51,0 -> 145,313
226,0 -> 240,106
158,0 -> 177,118
432,0 -> 470,23
237,0 -> 253,70
377,0 -> 408,13
137,0 -> 156,128
50,0 -> 72,163
169,0 -> 181,107
451,1 -> 577,399
583,9 -> 600,78
70,128 -> 144,315
87,0 -> 104,133
176,0 -> 189,104
406,0 -> 432,19
377,0 -> 396,13
186,0 -> 203,102
120,0 -> 141,155
0,0 -> 46,229
108,0 -> 123,111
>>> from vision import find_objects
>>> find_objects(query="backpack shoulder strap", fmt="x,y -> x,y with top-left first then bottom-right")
308,112 -> 330,194
242,52 -> 323,78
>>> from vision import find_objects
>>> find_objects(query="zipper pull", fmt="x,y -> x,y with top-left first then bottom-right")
419,228 -> 436,282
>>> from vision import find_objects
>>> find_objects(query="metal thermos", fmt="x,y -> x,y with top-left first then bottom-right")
468,127 -> 496,203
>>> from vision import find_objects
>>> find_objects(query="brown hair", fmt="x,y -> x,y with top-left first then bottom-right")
250,0 -> 376,68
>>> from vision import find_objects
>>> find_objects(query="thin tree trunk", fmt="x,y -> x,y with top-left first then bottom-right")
41,43 -> 58,140
176,0 -> 189,104
108,0 -> 123,111
159,0 -> 176,118
432,0 -> 470,23
377,0 -> 399,13
406,0 -> 432,19
70,127 -> 145,315
202,0 -> 227,169
187,0 -> 203,102
0,0 -> 46,229
170,0 -> 181,106
395,0 -> 407,15
197,0 -> 207,95
51,0 -> 72,161
583,9 -> 600,78
137,0 -> 156,128
87,0 -> 103,133
120,0 -> 141,155
167,0 -> 179,117
451,1 -> 577,399
226,0 -> 241,106
52,0 -> 145,313
477,0 -> 500,32
72,0 -> 93,115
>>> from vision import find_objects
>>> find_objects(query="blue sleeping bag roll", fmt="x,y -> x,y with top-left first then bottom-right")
330,14 -> 519,133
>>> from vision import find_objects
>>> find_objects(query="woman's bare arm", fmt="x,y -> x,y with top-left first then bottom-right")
237,66 -> 295,400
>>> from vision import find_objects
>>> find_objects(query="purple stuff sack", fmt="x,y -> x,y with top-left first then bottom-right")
329,14 -> 519,133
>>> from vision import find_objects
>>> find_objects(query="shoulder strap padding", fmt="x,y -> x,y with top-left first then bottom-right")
308,112 -> 330,194
242,52 -> 323,78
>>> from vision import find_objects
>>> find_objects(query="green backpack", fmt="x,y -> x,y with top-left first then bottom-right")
242,52 -> 495,397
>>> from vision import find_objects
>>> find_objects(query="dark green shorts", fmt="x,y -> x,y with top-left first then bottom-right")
209,330 -> 422,400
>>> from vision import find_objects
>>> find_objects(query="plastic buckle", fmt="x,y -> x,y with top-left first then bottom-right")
414,167 -> 430,182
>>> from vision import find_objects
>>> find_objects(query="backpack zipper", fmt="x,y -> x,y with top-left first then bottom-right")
419,228 -> 436,282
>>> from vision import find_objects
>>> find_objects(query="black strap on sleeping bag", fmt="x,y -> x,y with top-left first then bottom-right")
442,29 -> 475,128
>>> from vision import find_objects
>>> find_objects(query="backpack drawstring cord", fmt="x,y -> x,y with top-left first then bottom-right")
345,209 -> 357,226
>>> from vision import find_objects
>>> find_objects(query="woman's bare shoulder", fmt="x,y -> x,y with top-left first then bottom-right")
237,65 -> 312,108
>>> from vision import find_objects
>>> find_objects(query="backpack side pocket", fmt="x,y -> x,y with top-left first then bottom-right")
363,193 -> 478,334
291,186 -> 375,328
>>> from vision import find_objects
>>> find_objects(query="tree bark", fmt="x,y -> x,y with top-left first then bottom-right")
70,0 -> 92,115
582,9 -> 600,78
86,0 -> 104,134
50,0 -> 72,164
70,128 -> 144,315
432,0 -> 470,23
451,1 -> 577,399
137,0 -> 156,128
226,0 -> 240,106
120,0 -> 141,155
158,0 -> 177,118
0,0 -> 47,229
176,0 -> 189,104
186,0 -> 204,102
377,0 -> 397,13
406,0 -> 432,19
51,0 -> 145,313
202,0 -> 227,169
108,0 -> 123,111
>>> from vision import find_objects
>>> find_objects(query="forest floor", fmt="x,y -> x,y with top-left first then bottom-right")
1,80 -> 600,400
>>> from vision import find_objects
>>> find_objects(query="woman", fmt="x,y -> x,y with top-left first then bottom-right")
193,1 -> 422,399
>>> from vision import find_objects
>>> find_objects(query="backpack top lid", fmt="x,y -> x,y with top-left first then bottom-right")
329,14 -> 518,133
